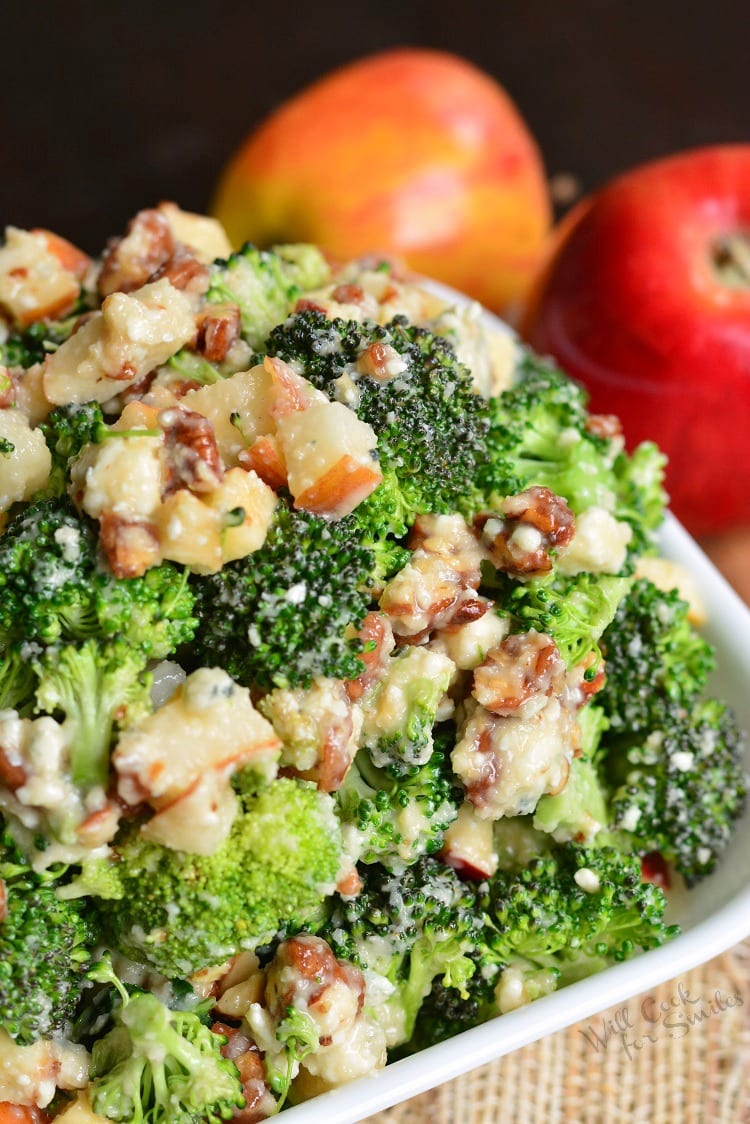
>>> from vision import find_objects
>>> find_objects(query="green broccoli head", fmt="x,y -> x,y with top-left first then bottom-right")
0,496 -> 197,658
0,823 -> 96,1043
482,351 -> 667,551
190,500 -> 373,690
89,965 -> 243,1124
485,844 -> 677,985
0,311 -> 82,370
265,309 -> 492,541
34,638 -> 152,790
0,646 -> 37,715
608,699 -> 746,884
360,647 -> 455,773
100,778 -> 343,977
39,401 -> 107,495
490,568 -> 631,671
323,856 -> 485,1044
598,578 -> 715,733
206,242 -> 330,350
338,737 -> 459,870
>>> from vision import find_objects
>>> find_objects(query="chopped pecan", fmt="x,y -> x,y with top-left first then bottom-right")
478,486 -> 575,577
196,302 -> 242,362
213,1024 -> 272,1123
0,746 -> 26,791
295,297 -> 328,315
585,413 -> 623,440
344,611 -> 395,700
150,243 -> 210,294
356,341 -> 407,382
98,208 -> 175,297
380,514 -> 489,640
99,514 -> 160,578
266,935 -> 365,1020
473,630 -> 566,717
160,407 -> 223,494
331,283 -> 365,304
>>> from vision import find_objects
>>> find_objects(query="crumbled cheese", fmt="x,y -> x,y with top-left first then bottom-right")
619,804 -> 642,832
671,750 -> 695,773
574,867 -> 601,893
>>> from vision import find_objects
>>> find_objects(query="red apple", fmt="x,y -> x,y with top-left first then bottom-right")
523,145 -> 750,536
212,48 -> 551,314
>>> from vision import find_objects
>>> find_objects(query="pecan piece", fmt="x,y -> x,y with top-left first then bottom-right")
478,486 -> 575,577
473,630 -> 566,717
98,208 -> 175,297
99,514 -> 160,578
196,302 -> 242,362
160,407 -> 223,494
150,243 -> 210,294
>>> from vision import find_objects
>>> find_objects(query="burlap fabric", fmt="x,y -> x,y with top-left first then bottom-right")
365,938 -> 750,1123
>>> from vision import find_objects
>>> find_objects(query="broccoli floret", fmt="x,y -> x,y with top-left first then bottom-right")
38,401 -> 107,495
190,500 -> 373,689
612,441 -> 669,556
598,578 -> 715,733
608,699 -> 746,884
360,647 -> 455,773
100,778 -> 343,977
34,639 -> 152,790
266,1007 -> 319,1110
0,823 -> 95,1043
206,242 -> 329,350
323,857 -> 484,1044
0,496 -> 197,658
485,844 -> 677,985
338,740 -> 458,869
0,646 -> 36,715
265,310 -> 492,545
88,961 -> 243,1124
482,351 -> 666,551
407,970 -> 499,1051
0,313 -> 81,370
490,568 -> 631,671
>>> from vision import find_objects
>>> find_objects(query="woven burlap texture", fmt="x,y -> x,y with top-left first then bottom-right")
365,938 -> 750,1124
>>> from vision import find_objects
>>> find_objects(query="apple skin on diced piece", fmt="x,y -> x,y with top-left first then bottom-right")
277,400 -> 382,519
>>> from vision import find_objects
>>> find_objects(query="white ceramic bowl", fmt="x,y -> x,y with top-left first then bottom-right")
283,293 -> 750,1122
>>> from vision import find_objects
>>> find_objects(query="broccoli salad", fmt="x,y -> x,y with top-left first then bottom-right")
0,205 -> 745,1121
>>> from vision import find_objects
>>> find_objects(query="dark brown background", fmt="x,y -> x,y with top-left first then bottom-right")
1,0 -> 748,250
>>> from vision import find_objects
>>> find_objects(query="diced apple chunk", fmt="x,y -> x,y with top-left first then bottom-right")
184,364 -> 276,465
264,354 -> 328,419
43,277 -> 196,405
441,801 -> 499,879
277,400 -> 381,518
0,407 -> 52,513
157,467 -> 275,572
157,488 -> 224,572
157,201 -> 233,263
206,466 -> 277,564
0,226 -> 82,326
140,770 -> 241,854
113,666 -> 281,810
